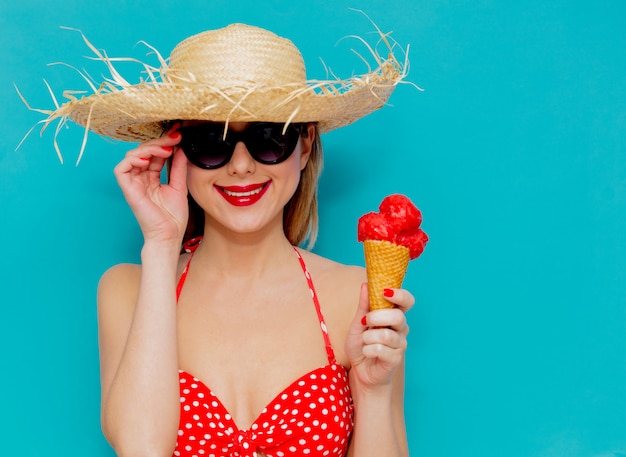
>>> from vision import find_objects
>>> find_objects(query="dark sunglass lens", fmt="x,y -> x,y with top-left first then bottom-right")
180,124 -> 232,169
248,124 -> 300,164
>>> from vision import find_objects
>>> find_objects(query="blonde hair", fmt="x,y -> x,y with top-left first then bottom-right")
283,127 -> 322,249
179,124 -> 323,249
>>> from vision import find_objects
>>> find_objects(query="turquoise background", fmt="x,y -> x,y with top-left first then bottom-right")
1,1 -> 625,456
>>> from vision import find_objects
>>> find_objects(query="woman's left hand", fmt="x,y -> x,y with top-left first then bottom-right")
345,284 -> 415,391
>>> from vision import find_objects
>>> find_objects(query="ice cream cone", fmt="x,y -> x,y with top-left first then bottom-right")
363,239 -> 410,310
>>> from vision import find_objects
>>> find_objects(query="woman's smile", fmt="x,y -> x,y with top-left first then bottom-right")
215,180 -> 272,206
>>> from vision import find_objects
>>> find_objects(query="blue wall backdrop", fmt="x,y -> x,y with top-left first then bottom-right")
1,1 -> 625,456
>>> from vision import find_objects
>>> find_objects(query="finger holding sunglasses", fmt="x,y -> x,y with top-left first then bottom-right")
115,125 -> 180,191
114,124 -> 189,245
120,125 -> 182,171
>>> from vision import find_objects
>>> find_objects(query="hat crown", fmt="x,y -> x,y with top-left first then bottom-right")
168,23 -> 307,89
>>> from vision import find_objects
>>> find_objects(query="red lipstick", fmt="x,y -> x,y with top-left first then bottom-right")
215,181 -> 271,207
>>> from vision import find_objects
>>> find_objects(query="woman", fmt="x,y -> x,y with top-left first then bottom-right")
45,23 -> 414,457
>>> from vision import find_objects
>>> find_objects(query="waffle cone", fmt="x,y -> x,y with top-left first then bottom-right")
363,240 -> 410,310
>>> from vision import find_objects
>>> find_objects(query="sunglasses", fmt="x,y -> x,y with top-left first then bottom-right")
178,122 -> 307,169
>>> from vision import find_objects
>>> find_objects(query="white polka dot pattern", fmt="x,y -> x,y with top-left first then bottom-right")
174,364 -> 353,457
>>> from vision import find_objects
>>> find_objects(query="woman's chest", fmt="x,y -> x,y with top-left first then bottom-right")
176,297 -> 332,428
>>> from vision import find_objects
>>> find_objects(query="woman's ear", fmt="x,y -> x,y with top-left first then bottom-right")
299,123 -> 316,171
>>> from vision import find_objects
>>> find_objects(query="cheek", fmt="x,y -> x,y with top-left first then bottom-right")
284,156 -> 306,188
186,167 -> 198,195
185,167 -> 213,205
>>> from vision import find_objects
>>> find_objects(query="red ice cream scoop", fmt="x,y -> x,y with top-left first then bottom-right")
358,194 -> 428,310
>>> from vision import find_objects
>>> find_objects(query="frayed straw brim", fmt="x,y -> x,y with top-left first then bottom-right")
22,13 -> 417,162
61,74 -> 401,142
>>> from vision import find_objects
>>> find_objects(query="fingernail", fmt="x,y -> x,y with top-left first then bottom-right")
383,288 -> 394,298
140,157 -> 150,161
161,146 -> 173,152
168,131 -> 181,139
361,315 -> 367,326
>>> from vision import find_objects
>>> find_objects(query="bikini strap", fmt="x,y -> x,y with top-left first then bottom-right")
176,237 -> 203,302
293,247 -> 337,365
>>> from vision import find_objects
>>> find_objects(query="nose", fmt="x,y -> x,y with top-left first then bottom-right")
227,141 -> 256,175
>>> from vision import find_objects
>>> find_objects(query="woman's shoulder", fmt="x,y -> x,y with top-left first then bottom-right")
297,249 -> 364,364
297,249 -> 365,320
100,262 -> 142,281
97,263 -> 143,309
98,253 -> 189,294
297,248 -> 366,286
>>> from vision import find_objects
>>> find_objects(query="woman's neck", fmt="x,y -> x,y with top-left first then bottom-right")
192,220 -> 297,280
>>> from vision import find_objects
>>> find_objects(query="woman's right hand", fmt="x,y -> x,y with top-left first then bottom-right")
113,124 -> 189,245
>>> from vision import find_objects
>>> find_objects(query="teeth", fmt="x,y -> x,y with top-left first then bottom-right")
224,186 -> 264,197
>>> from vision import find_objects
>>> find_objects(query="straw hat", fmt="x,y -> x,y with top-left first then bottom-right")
35,22 -> 410,144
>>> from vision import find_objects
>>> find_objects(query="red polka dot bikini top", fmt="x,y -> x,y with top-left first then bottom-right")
173,239 -> 354,457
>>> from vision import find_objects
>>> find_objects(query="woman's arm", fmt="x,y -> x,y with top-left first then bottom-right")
345,284 -> 414,457
98,244 -> 182,456
98,127 -> 189,457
